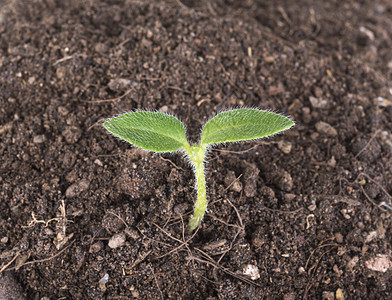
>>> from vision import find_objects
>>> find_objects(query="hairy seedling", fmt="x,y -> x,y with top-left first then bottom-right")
103,108 -> 294,231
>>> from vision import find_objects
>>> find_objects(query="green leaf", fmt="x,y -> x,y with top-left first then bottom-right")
103,111 -> 188,153
200,108 -> 294,145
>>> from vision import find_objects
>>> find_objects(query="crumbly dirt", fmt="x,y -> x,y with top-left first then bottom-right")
0,0 -> 391,299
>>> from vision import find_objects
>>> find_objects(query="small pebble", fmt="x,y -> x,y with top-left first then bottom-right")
89,241 -> 103,253
33,135 -> 46,144
99,273 -> 109,284
263,56 -> 275,63
315,121 -> 337,137
94,159 -> 103,167
365,254 -> 392,272
159,105 -> 169,112
108,233 -> 126,249
277,140 -> 292,154
322,291 -> 334,300
242,264 -> 260,280
309,96 -> 328,109
336,288 -> 344,300
335,233 -> 344,243
95,42 -> 108,53
346,256 -> 359,272
285,193 -> 296,201
28,76 -> 36,84
107,78 -> 132,91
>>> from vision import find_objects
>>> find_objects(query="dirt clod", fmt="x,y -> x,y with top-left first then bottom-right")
65,179 -> 90,198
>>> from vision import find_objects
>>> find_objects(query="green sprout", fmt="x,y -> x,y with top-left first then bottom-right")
103,108 -> 294,231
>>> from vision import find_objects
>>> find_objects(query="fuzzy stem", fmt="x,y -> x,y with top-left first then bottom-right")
184,144 -> 207,231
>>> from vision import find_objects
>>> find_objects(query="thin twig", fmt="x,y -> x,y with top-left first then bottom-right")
88,88 -> 133,104
223,174 -> 243,192
149,265 -> 164,300
354,130 -> 381,159
0,252 -> 20,274
4,241 -> 74,272
160,157 -> 186,172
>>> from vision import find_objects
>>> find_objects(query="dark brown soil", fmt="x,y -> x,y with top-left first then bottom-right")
1,0 -> 391,299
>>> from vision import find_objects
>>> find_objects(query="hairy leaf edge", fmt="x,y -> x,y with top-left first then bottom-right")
103,109 -> 190,153
199,106 -> 295,147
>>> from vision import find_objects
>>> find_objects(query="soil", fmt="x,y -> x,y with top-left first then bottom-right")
0,0 -> 391,299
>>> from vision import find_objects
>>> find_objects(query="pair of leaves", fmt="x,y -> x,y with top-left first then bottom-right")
103,108 -> 294,153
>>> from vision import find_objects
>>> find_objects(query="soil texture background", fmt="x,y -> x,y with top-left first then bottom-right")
0,0 -> 391,299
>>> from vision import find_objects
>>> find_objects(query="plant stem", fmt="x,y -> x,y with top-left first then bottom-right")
185,144 -> 207,231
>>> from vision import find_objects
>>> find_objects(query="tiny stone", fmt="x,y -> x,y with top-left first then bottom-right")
327,156 -> 336,167
283,293 -> 296,300
335,233 -> 344,243
95,42 -> 108,53
89,241 -> 103,253
336,288 -> 344,300
308,198 -> 317,211
94,159 -> 103,166
1,236 -> 8,243
99,273 -> 109,286
159,105 -> 169,112
57,106 -> 69,116
315,121 -> 337,137
277,140 -> 292,154
322,291 -> 334,300
285,193 -> 296,201
298,266 -> 306,274
28,76 -> 36,84
33,134 -> 46,144
108,232 -> 126,249
263,56 -> 275,63
357,221 -> 364,229
44,228 -> 54,235
124,228 -> 140,240
242,264 -> 260,280
141,37 -> 152,48
108,78 -> 132,91
309,96 -> 328,109
314,86 -> 323,98
365,254 -> 392,272
346,256 -> 359,272
333,264 -> 342,276
302,107 -> 312,123
341,209 -> 351,219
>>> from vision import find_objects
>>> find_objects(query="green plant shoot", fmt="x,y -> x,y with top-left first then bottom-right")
103,108 -> 294,231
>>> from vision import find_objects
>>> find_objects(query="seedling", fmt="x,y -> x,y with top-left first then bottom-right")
103,108 -> 294,231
